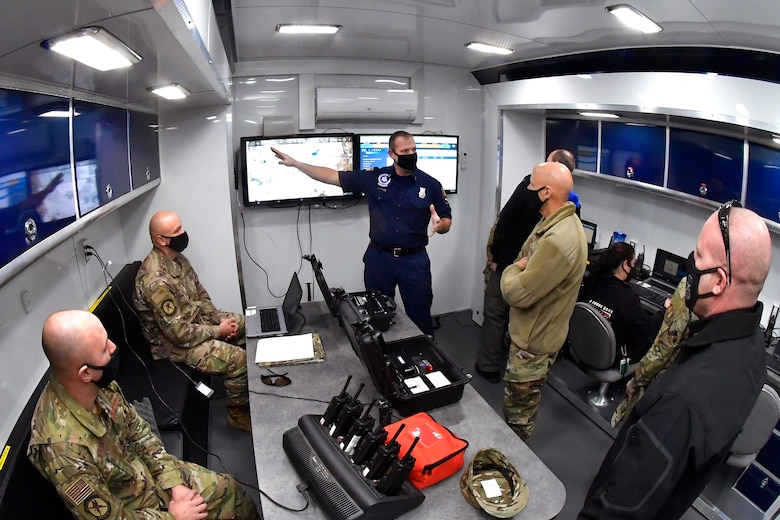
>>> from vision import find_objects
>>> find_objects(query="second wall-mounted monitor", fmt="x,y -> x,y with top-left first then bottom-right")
242,133 -> 358,206
358,134 -> 459,193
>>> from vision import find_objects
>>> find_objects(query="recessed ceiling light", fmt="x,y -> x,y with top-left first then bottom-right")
375,79 -> 407,86
40,110 -> 80,118
773,135 -> 780,145
466,42 -> 515,55
579,112 -> 620,119
606,5 -> 662,34
149,84 -> 190,100
41,27 -> 141,71
276,24 -> 341,34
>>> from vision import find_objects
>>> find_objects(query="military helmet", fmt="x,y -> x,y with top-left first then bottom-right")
460,448 -> 529,518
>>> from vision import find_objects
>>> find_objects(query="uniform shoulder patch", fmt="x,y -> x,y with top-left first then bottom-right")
161,299 -> 177,317
64,477 -> 93,505
83,495 -> 111,519
150,286 -> 179,317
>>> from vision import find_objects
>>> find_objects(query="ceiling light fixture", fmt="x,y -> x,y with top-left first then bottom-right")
41,27 -> 141,71
40,110 -> 79,118
772,135 -> 780,145
276,24 -> 341,34
149,84 -> 190,100
579,111 -> 620,119
466,42 -> 515,55
606,5 -> 662,34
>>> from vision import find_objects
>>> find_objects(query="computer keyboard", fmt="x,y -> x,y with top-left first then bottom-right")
767,352 -> 780,375
632,284 -> 668,308
259,308 -> 281,332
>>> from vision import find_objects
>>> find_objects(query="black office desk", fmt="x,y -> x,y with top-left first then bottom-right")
247,302 -> 565,519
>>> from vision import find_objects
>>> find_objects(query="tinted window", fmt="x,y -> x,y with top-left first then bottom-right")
73,101 -> 130,215
545,119 -> 598,172
746,142 -> 780,223
668,128 -> 743,202
600,122 -> 665,186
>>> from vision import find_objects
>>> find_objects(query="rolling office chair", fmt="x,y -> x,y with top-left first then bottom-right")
726,384 -> 780,468
568,302 -> 638,407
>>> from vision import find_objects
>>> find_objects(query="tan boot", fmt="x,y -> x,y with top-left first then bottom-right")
227,405 -> 252,432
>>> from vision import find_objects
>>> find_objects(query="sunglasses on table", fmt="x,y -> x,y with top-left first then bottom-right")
261,370 -> 291,387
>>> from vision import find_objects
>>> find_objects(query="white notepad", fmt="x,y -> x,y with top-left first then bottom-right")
255,333 -> 315,364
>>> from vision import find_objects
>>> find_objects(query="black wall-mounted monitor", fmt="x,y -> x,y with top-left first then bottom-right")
358,134 -> 459,193
241,133 -> 359,206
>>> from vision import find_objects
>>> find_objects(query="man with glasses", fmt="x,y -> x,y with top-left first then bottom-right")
28,310 -> 261,519
579,202 -> 771,520
134,211 -> 251,432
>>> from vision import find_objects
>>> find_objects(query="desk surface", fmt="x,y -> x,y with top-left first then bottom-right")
247,302 -> 565,519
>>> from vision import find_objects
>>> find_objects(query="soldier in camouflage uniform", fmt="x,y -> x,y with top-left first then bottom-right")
500,162 -> 587,440
28,310 -> 260,520
611,277 -> 695,427
133,211 -> 251,432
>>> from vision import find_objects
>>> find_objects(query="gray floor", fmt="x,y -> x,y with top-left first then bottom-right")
204,310 -> 714,519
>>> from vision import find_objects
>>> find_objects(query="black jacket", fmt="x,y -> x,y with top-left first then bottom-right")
579,275 -> 663,365
578,304 -> 767,520
491,175 -> 540,271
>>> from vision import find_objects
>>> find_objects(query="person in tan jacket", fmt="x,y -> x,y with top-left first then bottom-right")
500,161 -> 587,440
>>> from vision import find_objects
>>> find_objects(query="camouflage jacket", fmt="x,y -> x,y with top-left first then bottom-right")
134,249 -> 221,360
28,379 -> 183,519
611,277 -> 696,427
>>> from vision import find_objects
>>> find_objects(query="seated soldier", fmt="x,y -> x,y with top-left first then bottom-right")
579,241 -> 664,368
133,210 -> 250,432
28,310 -> 261,520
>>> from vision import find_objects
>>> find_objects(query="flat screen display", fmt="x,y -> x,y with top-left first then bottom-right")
358,134 -> 459,193
545,119 -> 599,172
600,121 -> 665,186
667,128 -> 743,203
242,133 -> 357,205
745,142 -> 780,223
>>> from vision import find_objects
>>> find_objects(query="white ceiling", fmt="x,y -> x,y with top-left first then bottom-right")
1,0 -> 779,112
228,0 -> 780,72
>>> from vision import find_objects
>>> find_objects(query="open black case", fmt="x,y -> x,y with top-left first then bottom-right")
338,297 -> 470,416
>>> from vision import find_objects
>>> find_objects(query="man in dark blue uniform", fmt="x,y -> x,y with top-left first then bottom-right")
272,131 -> 452,336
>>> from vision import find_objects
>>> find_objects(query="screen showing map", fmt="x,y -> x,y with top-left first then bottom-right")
242,133 -> 356,205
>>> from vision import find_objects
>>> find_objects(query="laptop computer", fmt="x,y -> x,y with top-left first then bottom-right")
245,272 -> 304,338
630,248 -> 687,309
581,220 -> 598,251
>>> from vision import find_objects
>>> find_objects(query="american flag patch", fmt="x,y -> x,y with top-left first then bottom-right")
64,477 -> 94,505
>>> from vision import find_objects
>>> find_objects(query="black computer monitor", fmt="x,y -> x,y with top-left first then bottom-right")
581,220 -> 598,250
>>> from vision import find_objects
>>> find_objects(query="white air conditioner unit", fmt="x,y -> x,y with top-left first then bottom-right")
315,87 -> 418,122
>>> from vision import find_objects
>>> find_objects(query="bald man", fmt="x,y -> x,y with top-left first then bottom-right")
500,161 -> 587,440
28,311 -> 260,520
579,203 -> 771,520
133,211 -> 251,432
476,149 -> 578,383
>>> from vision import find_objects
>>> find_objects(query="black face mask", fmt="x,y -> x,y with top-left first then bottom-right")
684,251 -> 720,312
622,262 -> 636,282
524,185 -> 548,214
395,152 -> 417,171
84,349 -> 120,388
163,231 -> 189,253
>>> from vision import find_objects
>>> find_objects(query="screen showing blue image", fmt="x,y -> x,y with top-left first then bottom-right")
745,142 -> 780,223
667,128 -> 743,203
0,89 -> 73,268
358,134 -> 459,192
600,121 -> 665,186
545,119 -> 598,172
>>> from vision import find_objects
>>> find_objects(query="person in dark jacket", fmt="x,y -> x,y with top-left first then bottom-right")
578,202 -> 771,520
578,241 -> 663,368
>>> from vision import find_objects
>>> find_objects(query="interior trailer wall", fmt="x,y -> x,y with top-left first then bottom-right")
231,64 -> 484,317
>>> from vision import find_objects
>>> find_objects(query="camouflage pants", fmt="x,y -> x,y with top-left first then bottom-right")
174,460 -> 260,519
503,346 -> 557,441
184,340 -> 248,407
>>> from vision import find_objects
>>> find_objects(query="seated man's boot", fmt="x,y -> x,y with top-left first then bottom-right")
227,405 -> 252,432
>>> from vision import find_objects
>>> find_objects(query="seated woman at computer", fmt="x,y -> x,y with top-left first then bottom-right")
578,242 -> 664,367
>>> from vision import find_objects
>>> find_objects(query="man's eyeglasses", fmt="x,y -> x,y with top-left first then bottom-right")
261,370 -> 291,387
718,199 -> 742,285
